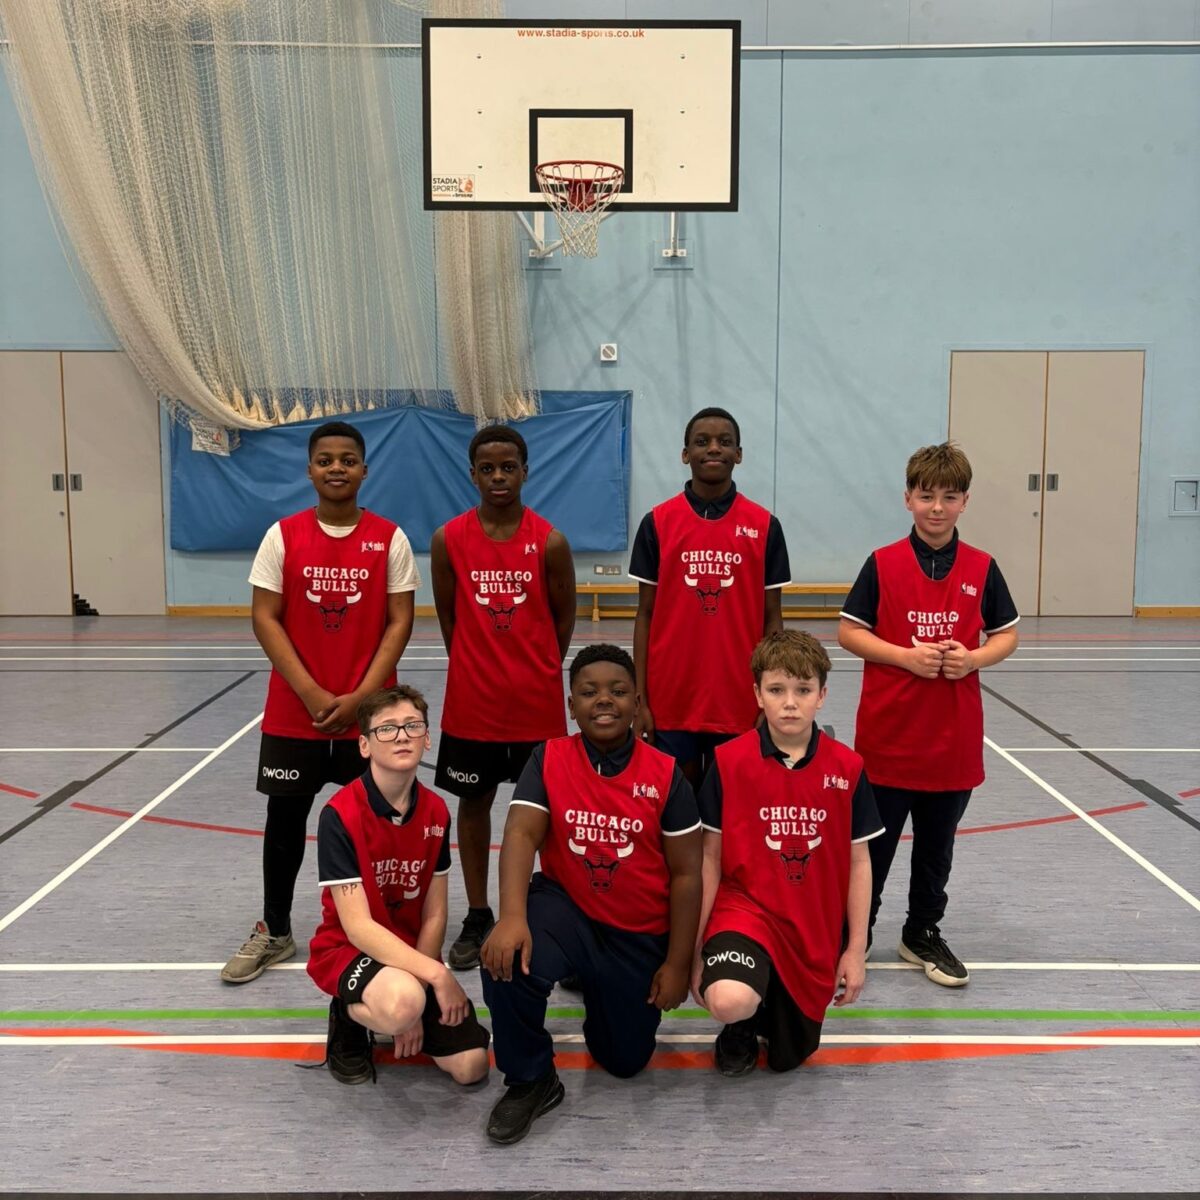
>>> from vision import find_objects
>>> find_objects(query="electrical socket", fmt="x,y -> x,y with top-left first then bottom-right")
593,564 -> 621,575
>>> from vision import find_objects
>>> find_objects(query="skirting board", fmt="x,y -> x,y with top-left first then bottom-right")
1134,605 -> 1200,618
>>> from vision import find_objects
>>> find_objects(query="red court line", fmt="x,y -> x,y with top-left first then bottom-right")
1179,788 -> 1200,799
0,1032 -> 1107,1067
0,782 -> 39,799
900,800 -> 1147,841
69,802 -> 504,850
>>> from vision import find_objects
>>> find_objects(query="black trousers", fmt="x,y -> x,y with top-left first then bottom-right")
868,785 -> 971,931
482,874 -> 667,1085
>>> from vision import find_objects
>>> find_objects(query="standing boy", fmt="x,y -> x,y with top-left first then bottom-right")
431,425 -> 576,971
221,421 -> 418,984
308,685 -> 490,1086
481,644 -> 702,1145
693,631 -> 883,1075
839,442 -> 1019,986
631,407 -> 791,785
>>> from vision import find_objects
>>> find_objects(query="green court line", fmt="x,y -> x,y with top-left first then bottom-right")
3,1007 -> 1199,1023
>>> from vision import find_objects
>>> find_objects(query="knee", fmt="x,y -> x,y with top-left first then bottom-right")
703,980 -> 760,1025
376,976 -> 426,1034
593,1045 -> 653,1080
440,1048 -> 490,1086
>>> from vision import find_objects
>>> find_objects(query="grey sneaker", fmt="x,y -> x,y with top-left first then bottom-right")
220,921 -> 295,983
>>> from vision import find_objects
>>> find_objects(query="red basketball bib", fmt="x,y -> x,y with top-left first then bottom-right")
307,777 -> 450,996
646,492 -> 770,733
441,507 -> 566,742
538,735 -> 678,935
704,729 -> 863,1021
852,537 -> 990,790
262,509 -> 397,739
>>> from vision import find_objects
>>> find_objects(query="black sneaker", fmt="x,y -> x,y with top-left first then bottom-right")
326,996 -> 375,1084
713,1017 -> 759,1077
448,908 -> 494,971
486,1071 -> 565,1145
899,925 -> 969,987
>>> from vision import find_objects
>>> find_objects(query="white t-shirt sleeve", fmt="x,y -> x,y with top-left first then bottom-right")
248,523 -> 285,593
388,527 -> 421,593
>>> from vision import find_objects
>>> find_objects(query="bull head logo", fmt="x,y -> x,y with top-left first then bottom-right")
764,834 -> 822,883
476,591 -> 527,632
306,589 -> 362,632
684,573 -> 735,615
568,838 -> 634,891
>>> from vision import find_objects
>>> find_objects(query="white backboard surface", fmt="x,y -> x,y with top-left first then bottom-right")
423,20 -> 740,210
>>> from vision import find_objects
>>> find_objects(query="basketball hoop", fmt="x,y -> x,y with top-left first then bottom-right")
534,161 -> 624,258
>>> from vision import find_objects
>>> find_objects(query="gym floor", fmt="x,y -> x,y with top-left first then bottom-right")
0,615 -> 1197,1196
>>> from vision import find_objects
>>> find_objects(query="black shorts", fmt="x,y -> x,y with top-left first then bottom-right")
654,729 -> 736,774
256,733 -> 364,797
336,954 -> 491,1059
699,931 -> 822,1072
434,732 -> 539,798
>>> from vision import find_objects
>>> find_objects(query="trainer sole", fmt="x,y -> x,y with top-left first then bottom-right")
897,940 -> 970,988
219,939 -> 297,984
486,1081 -> 566,1146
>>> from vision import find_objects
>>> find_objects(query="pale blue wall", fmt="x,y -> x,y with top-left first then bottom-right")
3,32 -> 1198,607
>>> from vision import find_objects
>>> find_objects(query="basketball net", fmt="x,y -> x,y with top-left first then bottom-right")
535,161 -> 624,258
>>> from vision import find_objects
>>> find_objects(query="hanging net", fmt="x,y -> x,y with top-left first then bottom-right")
0,0 -> 539,429
535,161 -> 625,258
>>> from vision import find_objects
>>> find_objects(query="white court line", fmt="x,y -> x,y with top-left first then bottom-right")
0,713 -> 263,936
985,737 -> 1200,915
998,747 -> 1200,754
1,960 -> 1198,973
0,747 -> 219,753
0,1033 -> 1195,1048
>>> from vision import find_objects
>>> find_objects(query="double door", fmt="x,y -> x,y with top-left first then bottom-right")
948,350 -> 1144,617
0,350 -> 166,615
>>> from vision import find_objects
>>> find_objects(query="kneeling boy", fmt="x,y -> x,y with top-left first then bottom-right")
693,631 -> 884,1075
308,686 -> 490,1086
481,644 -> 702,1144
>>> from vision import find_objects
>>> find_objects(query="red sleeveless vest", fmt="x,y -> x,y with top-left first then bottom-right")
441,507 -> 566,742
539,735 -> 678,935
704,728 -> 863,1021
852,537 -> 990,790
262,509 -> 397,739
646,492 -> 770,733
307,776 -> 450,996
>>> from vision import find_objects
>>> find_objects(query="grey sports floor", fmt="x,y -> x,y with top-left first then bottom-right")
0,615 -> 1197,1195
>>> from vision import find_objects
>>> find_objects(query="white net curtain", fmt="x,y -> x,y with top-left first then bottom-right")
0,0 -> 539,429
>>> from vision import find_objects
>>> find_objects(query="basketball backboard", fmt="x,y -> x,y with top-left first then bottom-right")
422,19 -> 740,211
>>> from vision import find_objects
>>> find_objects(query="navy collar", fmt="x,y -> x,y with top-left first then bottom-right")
581,730 -> 635,776
362,767 -> 418,826
909,525 -> 959,571
684,479 -> 738,520
757,721 -> 821,769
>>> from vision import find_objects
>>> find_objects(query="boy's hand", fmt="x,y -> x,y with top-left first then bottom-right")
481,917 -> 533,982
312,693 -> 359,734
304,686 -> 337,721
431,968 -> 470,1026
394,1023 -> 424,1059
648,961 -> 689,1011
634,704 -> 656,744
832,948 -> 866,1007
940,640 -> 975,679
907,638 -> 947,679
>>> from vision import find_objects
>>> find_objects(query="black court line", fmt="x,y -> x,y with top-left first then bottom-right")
0,671 -> 257,847
981,682 -> 1200,835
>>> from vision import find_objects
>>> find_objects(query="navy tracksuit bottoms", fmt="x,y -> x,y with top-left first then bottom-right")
482,873 -> 668,1085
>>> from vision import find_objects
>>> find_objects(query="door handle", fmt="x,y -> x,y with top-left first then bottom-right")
1027,474 -> 1040,491
1046,474 -> 1059,492
51,473 -> 65,492
69,474 -> 83,492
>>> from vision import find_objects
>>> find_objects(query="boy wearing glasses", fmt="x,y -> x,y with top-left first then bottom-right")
307,686 -> 490,1086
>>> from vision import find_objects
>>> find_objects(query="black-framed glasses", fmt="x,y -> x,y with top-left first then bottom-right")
367,720 -> 428,741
